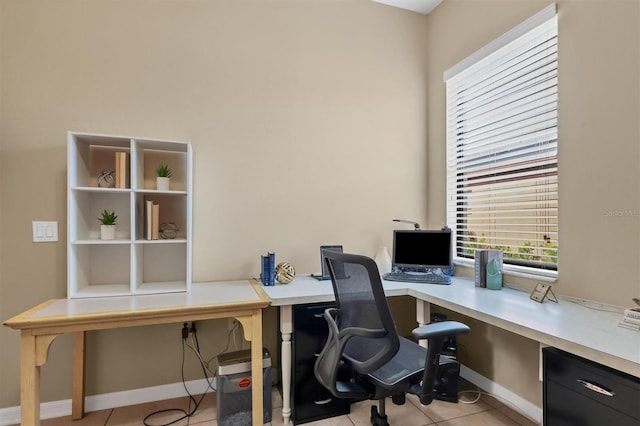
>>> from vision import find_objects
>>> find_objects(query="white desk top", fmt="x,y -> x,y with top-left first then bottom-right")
5,280 -> 266,329
263,275 -> 640,378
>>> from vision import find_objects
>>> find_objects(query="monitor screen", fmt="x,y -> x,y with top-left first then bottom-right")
392,229 -> 452,269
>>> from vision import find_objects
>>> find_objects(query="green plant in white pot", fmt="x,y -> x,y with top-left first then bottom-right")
156,164 -> 173,191
98,209 -> 118,240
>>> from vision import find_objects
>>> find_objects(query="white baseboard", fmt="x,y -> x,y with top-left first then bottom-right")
1,366 -> 541,426
0,378 -> 213,426
460,364 -> 542,424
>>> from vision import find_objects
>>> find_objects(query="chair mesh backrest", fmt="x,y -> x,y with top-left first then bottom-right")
324,251 -> 400,374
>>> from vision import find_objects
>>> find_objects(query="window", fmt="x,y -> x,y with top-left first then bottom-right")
445,5 -> 558,277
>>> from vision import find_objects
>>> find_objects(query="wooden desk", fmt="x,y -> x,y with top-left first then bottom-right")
3,280 -> 271,426
263,275 -> 640,424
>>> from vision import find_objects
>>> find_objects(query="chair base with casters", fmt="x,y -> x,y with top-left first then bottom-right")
358,322 -> 470,426
314,250 -> 470,426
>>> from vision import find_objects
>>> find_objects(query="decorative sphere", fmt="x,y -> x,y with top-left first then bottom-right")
275,262 -> 296,284
97,170 -> 116,188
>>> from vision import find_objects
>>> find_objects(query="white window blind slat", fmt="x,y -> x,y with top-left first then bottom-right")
445,6 -> 558,273
457,41 -> 558,98
445,4 -> 558,81
458,49 -> 558,107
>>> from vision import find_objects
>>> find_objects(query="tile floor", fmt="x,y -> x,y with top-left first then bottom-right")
19,384 -> 539,426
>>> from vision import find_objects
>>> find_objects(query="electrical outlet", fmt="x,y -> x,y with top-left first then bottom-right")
181,323 -> 189,339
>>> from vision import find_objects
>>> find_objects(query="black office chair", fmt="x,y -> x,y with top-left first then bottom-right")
314,250 -> 470,426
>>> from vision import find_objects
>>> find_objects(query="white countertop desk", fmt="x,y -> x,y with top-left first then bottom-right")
263,275 -> 640,424
3,280 -> 271,426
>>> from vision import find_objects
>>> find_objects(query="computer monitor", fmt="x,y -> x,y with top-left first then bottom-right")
392,229 -> 452,270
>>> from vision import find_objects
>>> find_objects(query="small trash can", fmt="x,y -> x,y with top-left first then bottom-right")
216,348 -> 272,426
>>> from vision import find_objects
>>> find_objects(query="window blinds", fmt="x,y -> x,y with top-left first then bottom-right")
445,6 -> 558,274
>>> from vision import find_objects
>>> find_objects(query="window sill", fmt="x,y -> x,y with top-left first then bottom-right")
453,258 -> 558,283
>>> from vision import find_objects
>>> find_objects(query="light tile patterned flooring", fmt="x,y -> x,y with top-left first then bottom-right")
17,383 -> 539,426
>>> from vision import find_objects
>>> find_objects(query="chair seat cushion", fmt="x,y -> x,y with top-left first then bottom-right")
366,337 -> 426,390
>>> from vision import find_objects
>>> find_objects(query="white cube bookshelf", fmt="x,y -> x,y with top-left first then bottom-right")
67,132 -> 192,298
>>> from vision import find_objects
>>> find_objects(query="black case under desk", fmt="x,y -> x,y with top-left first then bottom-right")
290,302 -> 350,425
543,347 -> 640,426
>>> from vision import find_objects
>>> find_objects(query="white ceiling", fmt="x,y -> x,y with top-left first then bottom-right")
371,0 -> 443,15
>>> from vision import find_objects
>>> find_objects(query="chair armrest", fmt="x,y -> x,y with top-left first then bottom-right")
411,321 -> 469,340
322,309 -> 387,341
412,321 -> 470,406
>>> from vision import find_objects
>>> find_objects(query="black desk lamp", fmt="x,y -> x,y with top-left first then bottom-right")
392,219 -> 421,230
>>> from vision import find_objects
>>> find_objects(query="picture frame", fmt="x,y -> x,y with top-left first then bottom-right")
529,282 -> 557,303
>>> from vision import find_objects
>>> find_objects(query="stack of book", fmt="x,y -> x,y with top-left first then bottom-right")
474,249 -> 503,290
260,252 -> 276,286
144,200 -> 160,240
114,152 -> 128,188
618,307 -> 640,331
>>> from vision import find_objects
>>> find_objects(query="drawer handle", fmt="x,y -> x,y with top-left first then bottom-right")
576,379 -> 615,397
314,313 -> 324,318
314,398 -> 332,405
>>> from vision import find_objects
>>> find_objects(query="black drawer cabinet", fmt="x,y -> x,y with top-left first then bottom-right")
543,347 -> 640,426
291,302 -> 350,424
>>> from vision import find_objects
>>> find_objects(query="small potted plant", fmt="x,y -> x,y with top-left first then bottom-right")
156,164 -> 173,191
98,209 -> 118,240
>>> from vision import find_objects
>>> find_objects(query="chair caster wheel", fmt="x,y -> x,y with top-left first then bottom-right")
370,405 -> 389,426
391,393 -> 405,405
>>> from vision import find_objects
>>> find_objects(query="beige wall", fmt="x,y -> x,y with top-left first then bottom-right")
1,0 -> 638,416
0,0 -> 430,408
426,0 -> 640,407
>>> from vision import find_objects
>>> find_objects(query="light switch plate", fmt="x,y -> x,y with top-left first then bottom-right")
32,221 -> 58,242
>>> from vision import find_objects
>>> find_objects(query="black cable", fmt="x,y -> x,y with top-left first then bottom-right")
142,321 -> 240,425
192,330 -> 217,391
142,330 -> 210,426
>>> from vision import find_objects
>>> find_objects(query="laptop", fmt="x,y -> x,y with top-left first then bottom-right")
311,245 -> 343,280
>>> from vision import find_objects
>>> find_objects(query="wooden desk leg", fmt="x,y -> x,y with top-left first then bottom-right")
251,310 -> 264,426
20,332 -> 40,426
20,331 -> 58,426
416,300 -> 431,348
280,305 -> 293,424
72,331 -> 86,420
237,311 -> 265,425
